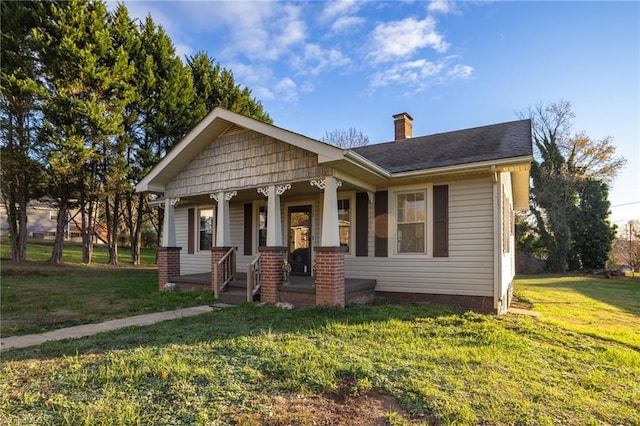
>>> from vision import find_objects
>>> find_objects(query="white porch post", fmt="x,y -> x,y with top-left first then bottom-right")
312,176 -> 342,246
211,191 -> 236,247
267,185 -> 281,246
257,184 -> 290,246
163,198 -> 179,247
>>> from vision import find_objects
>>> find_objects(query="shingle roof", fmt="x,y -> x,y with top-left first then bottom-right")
352,119 -> 532,173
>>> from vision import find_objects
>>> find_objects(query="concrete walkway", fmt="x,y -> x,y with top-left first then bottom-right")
0,305 -> 218,351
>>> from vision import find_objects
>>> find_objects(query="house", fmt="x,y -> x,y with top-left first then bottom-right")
0,198 -> 105,243
136,108 -> 532,314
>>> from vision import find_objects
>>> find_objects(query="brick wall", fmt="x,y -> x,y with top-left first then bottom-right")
259,246 -> 287,304
314,246 -> 346,307
158,247 -> 181,291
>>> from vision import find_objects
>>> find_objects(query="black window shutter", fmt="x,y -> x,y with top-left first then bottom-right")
355,192 -> 369,256
244,203 -> 253,255
433,185 -> 449,257
187,208 -> 195,254
374,191 -> 388,257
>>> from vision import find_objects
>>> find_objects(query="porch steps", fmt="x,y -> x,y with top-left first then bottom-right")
218,279 -> 258,305
169,272 -> 257,305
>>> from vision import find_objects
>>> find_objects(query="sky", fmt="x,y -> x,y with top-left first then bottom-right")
114,0 -> 639,227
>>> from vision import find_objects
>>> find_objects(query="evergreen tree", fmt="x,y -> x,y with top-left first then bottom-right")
187,52 -> 272,123
570,179 -> 617,269
0,0 -> 46,262
36,0 -> 133,264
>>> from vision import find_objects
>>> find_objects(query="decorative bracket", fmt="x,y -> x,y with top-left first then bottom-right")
169,198 -> 180,207
257,185 -> 291,197
276,184 -> 291,196
310,179 -> 342,191
210,191 -> 237,202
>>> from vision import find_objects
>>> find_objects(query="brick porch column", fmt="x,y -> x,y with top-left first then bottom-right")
158,247 -> 181,291
314,246 -> 346,307
259,246 -> 287,304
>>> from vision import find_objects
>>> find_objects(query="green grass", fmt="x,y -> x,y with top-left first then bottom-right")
0,238 -> 157,265
1,275 -> 639,425
1,242 -> 216,337
516,274 -> 640,350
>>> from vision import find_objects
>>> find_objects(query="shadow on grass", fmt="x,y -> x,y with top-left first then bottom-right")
1,303 -> 469,361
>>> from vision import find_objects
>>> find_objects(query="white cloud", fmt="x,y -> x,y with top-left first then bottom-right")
273,77 -> 299,103
322,0 -> 360,20
447,64 -> 473,80
371,59 -> 443,88
293,44 -> 351,76
370,58 -> 473,92
332,15 -> 366,32
369,16 -> 449,63
428,0 -> 456,15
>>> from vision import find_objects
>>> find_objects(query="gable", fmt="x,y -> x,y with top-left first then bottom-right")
164,129 -> 331,198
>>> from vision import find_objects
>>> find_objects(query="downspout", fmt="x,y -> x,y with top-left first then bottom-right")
491,165 -> 503,314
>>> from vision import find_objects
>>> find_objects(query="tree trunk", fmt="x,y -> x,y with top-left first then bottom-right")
50,200 -> 68,264
106,193 -> 119,265
81,196 -> 96,265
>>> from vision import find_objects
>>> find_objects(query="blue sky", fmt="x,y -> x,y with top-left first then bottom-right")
116,0 -> 639,226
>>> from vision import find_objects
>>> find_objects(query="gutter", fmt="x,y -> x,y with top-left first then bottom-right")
343,150 -> 391,179
390,155 -> 533,180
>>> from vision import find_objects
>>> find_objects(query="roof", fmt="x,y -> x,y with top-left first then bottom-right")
353,119 -> 533,173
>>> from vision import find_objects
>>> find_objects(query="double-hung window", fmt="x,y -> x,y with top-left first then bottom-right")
396,191 -> 427,254
199,208 -> 215,251
337,198 -> 351,252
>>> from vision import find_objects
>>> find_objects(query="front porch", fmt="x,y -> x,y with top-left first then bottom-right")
169,272 -> 376,308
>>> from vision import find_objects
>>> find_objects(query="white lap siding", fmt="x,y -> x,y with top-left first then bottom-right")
345,177 -> 494,297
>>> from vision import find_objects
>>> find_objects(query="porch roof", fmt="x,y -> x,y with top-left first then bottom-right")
135,107 -> 388,194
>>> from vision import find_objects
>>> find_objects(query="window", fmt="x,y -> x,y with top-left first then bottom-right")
199,208 -> 214,251
258,205 -> 267,248
338,199 -> 350,252
396,191 -> 426,253
49,210 -> 58,221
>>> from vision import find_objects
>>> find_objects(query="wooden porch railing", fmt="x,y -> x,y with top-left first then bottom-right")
246,253 -> 261,302
213,247 -> 236,299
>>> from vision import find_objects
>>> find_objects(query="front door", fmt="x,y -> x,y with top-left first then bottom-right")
288,205 -> 312,275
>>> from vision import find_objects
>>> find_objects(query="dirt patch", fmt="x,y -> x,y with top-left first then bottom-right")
231,390 -> 414,425
229,377 -> 421,425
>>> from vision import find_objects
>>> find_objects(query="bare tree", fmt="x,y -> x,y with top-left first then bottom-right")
321,128 -> 370,149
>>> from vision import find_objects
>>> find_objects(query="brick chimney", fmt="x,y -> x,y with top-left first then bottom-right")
393,112 -> 413,141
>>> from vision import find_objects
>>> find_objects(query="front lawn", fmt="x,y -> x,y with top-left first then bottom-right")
1,276 -> 638,425
1,248 -> 216,337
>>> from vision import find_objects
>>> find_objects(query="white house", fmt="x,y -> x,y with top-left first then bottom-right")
136,108 -> 532,314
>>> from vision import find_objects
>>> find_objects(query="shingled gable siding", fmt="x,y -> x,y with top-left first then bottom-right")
164,130 -> 331,198
344,177 -> 494,297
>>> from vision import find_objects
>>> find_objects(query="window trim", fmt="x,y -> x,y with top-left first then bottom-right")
389,183 -> 433,258
196,206 -> 216,252
253,201 -> 268,254
337,193 -> 355,256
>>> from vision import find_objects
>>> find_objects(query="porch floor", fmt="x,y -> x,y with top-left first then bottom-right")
169,272 -> 376,307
